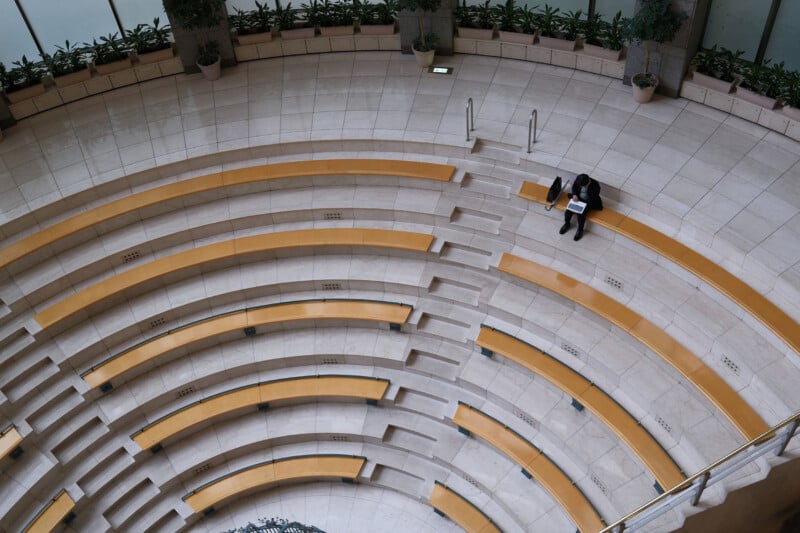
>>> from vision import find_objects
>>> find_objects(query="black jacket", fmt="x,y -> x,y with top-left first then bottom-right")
571,178 -> 603,211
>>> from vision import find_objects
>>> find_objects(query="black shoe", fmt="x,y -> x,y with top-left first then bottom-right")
573,230 -> 583,241
559,223 -> 570,235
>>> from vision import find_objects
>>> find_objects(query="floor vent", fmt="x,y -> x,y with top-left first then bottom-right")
193,463 -> 211,475
324,212 -> 342,220
176,386 -> 195,398
561,343 -> 580,358
320,358 -> 340,365
721,355 -> 741,376
655,415 -> 672,434
514,408 -> 539,429
330,435 -> 350,442
604,275 -> 624,290
461,473 -> 480,488
149,317 -> 166,329
590,472 -> 610,496
122,250 -> 141,263
322,282 -> 342,291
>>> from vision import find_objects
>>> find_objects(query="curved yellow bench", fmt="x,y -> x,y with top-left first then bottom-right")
520,181 -> 800,357
22,490 -> 75,533
82,300 -> 412,389
132,375 -> 390,450
0,425 -> 22,462
429,481 -> 502,533
498,253 -> 768,441
35,228 -> 433,330
0,159 -> 454,270
183,454 -> 366,513
477,327 -> 685,490
453,404 -> 604,533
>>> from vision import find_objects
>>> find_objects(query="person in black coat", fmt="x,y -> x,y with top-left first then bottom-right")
559,174 -> 602,241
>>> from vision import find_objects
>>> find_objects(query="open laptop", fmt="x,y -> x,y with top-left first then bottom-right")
566,199 -> 587,214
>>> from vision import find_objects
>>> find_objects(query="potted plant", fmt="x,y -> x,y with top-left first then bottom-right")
492,0 -> 531,44
3,56 -> 47,103
780,70 -> 800,121
553,9 -> 582,50
456,0 -> 494,40
690,45 -> 743,93
398,0 -> 441,66
621,0 -> 687,103
127,18 -> 175,64
232,2 -> 274,44
163,0 -> 226,80
582,11 -> 625,61
357,0 -> 398,35
535,4 -> 563,48
318,0 -> 356,36
85,33 -> 132,74
279,2 -> 316,39
737,59 -> 785,109
45,40 -> 91,88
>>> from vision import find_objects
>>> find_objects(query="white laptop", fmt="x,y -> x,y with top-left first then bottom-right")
566,199 -> 587,214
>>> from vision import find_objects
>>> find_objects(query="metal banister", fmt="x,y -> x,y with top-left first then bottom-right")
466,98 -> 474,141
527,109 -> 537,153
601,408 -> 800,532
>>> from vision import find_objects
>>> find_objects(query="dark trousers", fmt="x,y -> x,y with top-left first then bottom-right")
564,208 -> 590,231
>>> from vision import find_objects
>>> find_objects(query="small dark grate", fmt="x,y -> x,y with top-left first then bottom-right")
322,282 -> 341,291
561,343 -> 580,358
604,275 -> 624,290
320,358 -> 340,365
330,435 -> 349,442
721,355 -> 741,376
655,415 -> 672,434
324,212 -> 342,220
193,463 -> 211,475
149,317 -> 166,329
513,408 -> 538,429
122,250 -> 141,263
590,472 -> 609,496
461,473 -> 480,488
176,386 -> 195,398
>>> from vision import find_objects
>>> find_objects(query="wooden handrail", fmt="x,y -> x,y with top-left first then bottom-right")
21,490 -> 75,533
429,481 -> 503,533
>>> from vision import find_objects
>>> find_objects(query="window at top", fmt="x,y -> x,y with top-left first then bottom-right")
113,0 -> 167,33
0,0 -> 40,65
19,0 -> 120,55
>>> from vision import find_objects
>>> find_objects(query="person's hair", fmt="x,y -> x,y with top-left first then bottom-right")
577,174 -> 591,186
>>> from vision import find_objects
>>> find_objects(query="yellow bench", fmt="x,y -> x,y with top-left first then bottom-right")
183,454 -> 366,513
132,375 -> 390,450
35,228 -> 433,330
22,490 -> 75,533
498,253 -> 768,441
477,327 -> 685,491
520,181 -> 800,357
0,425 -> 22,462
428,481 -> 502,533
83,300 -> 412,389
0,159 -> 454,270
453,403 -> 604,533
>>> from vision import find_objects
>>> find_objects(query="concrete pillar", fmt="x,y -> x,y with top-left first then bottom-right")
624,0 -> 712,97
399,0 -> 455,56
164,9 -> 236,74
0,99 -> 15,130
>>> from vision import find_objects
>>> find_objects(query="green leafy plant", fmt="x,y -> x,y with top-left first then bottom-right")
163,0 -> 226,66
621,0 -> 687,88
602,11 -> 624,51
581,12 -> 606,46
9,55 -> 47,89
357,0 -> 397,25
537,4 -> 560,37
740,59 -> 786,99
319,0 -> 355,26
397,0 -> 441,52
126,18 -> 173,55
558,9 -> 582,40
691,45 -> 743,82
44,40 -> 88,77
781,70 -> 800,108
85,33 -> 130,66
517,4 -> 538,34
252,1 -> 275,32
302,0 -> 323,26
274,2 -> 301,30
491,0 -> 522,32
229,8 -> 256,34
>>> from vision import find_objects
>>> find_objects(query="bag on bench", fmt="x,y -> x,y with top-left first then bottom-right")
545,176 -> 563,211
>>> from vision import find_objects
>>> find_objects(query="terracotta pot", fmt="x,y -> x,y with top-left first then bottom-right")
236,31 -> 273,45
457,27 -> 494,40
537,35 -> 576,51
320,25 -> 354,36
413,47 -> 435,67
94,57 -> 133,75
736,86 -> 778,109
782,105 -> 800,122
691,71 -> 736,94
498,31 -> 534,45
582,43 -> 623,61
52,67 -> 91,88
4,83 -> 46,104
136,46 -> 175,64
632,73 -> 658,103
359,23 -> 395,35
281,27 -> 316,40
197,56 -> 222,81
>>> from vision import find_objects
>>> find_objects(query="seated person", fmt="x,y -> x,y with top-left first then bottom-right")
559,173 -> 603,241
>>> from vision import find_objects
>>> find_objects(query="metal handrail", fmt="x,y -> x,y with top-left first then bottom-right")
466,97 -> 474,141
601,408 -> 800,532
527,109 -> 537,153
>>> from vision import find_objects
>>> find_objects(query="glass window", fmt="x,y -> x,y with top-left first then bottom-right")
228,0 -> 278,14
0,0 -> 40,65
19,0 -> 120,54
701,0 -> 770,62
595,0 -> 633,20
113,0 -> 167,32
764,0 -> 800,71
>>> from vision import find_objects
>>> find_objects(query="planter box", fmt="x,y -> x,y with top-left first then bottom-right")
538,35 -> 576,51
281,27 -> 316,40
136,46 -> 175,64
458,27 -> 493,40
320,25 -> 354,36
582,43 -> 622,61
359,23 -> 395,35
236,31 -> 273,45
5,83 -> 46,104
498,31 -> 534,45
95,57 -> 133,75
53,67 -> 92,88
783,105 -> 800,122
692,71 -> 736,94
736,86 -> 778,109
